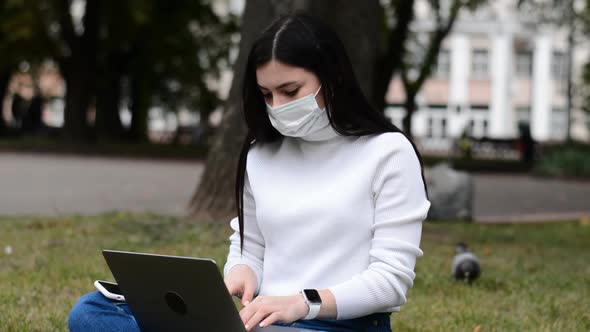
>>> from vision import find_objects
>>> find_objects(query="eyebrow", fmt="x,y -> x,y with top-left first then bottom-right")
258,81 -> 299,90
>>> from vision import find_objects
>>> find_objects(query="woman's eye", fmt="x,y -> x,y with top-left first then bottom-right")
262,92 -> 272,99
285,89 -> 299,97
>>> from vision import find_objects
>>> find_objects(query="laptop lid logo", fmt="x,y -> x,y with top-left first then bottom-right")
164,291 -> 188,315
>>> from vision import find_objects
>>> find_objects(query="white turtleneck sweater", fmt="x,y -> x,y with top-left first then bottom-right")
223,125 -> 431,320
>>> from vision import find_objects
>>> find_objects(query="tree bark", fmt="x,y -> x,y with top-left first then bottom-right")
60,0 -> 100,140
0,67 -> 12,134
188,0 -> 382,221
308,0 -> 382,100
403,92 -> 417,140
400,0 -> 463,137
95,52 -> 126,141
129,71 -> 150,142
128,44 -> 152,143
372,0 -> 415,112
63,59 -> 93,139
188,0 -> 277,221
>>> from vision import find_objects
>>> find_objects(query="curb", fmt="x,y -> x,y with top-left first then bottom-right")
475,211 -> 590,224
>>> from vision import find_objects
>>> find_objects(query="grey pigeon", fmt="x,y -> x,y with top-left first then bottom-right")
451,242 -> 481,283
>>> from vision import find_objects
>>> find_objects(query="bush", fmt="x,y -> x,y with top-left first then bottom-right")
534,143 -> 590,178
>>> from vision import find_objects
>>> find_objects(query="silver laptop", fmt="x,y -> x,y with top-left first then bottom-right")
102,250 -> 311,332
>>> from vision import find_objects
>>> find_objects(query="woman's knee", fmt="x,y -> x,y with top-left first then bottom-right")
68,291 -> 138,332
68,291 -> 102,331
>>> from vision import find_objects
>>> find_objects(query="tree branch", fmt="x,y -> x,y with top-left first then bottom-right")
407,0 -> 461,93
372,0 -> 415,110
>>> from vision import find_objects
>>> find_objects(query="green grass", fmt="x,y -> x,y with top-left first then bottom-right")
0,212 -> 589,331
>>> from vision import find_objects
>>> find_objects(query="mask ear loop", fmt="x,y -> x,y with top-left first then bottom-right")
313,85 -> 322,97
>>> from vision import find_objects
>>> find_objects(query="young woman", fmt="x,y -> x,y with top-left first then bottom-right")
222,12 -> 429,332
68,12 -> 429,332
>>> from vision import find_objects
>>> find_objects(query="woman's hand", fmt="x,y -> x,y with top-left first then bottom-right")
224,264 -> 259,306
239,294 -> 309,331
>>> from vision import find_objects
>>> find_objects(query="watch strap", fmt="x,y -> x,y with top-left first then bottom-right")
304,301 -> 321,320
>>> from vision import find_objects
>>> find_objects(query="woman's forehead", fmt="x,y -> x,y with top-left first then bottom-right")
256,60 -> 313,89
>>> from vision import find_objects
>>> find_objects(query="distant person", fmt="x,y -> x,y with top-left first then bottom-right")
68,12 -> 430,332
457,129 -> 472,159
518,122 -> 535,167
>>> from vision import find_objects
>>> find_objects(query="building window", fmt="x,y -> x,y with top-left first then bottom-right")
427,117 -> 434,138
550,108 -> 567,140
516,107 -> 531,124
468,108 -> 489,138
471,104 -> 489,111
434,49 -> 450,79
552,51 -> 569,95
515,51 -> 532,78
428,104 -> 448,111
552,51 -> 567,81
426,111 -> 447,139
471,49 -> 489,80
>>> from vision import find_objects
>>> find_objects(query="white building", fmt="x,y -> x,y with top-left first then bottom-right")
385,0 -> 590,154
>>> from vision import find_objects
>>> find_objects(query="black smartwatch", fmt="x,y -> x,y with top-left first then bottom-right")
301,289 -> 322,320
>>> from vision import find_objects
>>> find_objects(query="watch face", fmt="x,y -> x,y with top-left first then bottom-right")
303,289 -> 322,303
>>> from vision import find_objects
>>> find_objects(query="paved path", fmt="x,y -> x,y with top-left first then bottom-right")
473,174 -> 590,223
0,153 -> 204,216
1,153 -> 588,222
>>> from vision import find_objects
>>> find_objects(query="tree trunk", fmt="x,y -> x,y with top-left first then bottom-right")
22,94 -> 43,134
188,0 -> 382,221
95,73 -> 124,140
0,67 -> 12,134
63,60 -> 92,140
61,0 -> 100,141
129,58 -> 151,142
188,0 -> 278,221
399,0 -> 464,138
309,0 -> 382,100
197,106 -> 212,145
372,0 -> 415,112
95,53 -> 125,141
403,92 -> 417,140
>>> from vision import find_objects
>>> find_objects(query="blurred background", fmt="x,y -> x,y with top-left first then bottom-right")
1,0 -> 588,220
1,1 -> 589,330
2,0 -> 589,148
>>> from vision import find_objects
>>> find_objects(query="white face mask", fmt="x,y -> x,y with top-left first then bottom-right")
265,85 -> 330,137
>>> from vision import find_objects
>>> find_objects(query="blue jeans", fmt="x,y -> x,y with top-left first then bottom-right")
272,312 -> 391,332
68,291 -> 392,332
69,291 -> 139,332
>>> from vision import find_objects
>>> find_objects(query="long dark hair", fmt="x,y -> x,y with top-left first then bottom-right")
236,12 -> 427,252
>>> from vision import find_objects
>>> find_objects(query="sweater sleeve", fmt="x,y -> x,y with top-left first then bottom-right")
328,135 -> 431,319
223,171 -> 265,296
